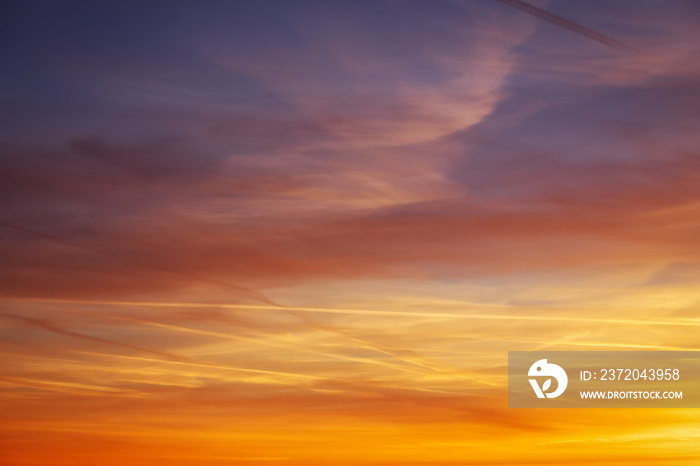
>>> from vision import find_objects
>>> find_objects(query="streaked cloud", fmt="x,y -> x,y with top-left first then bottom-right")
2,1 -> 700,465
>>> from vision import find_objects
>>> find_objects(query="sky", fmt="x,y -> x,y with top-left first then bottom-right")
1,0 -> 700,464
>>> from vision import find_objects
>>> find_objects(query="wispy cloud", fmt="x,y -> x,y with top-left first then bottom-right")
2,1 -> 700,465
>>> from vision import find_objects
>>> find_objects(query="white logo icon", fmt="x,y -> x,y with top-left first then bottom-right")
528,359 -> 568,398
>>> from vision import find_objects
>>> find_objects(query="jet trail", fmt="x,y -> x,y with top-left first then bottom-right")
0,220 -> 278,306
3,313 -> 190,362
9,297 -> 700,329
493,0 -> 642,54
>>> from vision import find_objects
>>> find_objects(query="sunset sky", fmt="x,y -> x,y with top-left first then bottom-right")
2,1 -> 700,465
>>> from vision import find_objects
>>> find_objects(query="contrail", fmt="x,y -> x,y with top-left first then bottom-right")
492,0 -> 642,54
0,220 -> 279,306
0,221 -> 81,249
7,296 -> 700,329
3,313 -> 190,362
53,307 -> 440,377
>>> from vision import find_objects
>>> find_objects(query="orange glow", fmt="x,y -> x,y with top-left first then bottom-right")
3,0 -> 700,464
